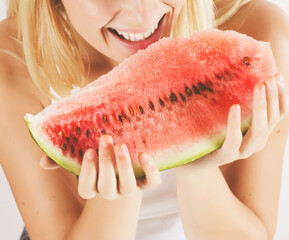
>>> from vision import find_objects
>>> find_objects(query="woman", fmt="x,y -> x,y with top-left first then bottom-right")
0,0 -> 289,239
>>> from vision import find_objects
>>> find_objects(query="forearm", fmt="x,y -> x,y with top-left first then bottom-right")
176,166 -> 268,240
66,191 -> 142,240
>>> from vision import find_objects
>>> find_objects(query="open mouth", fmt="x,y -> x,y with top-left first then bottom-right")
107,14 -> 165,42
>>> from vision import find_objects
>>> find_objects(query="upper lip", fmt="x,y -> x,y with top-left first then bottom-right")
107,13 -> 166,34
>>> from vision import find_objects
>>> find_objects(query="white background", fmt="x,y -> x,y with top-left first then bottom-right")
0,0 -> 289,239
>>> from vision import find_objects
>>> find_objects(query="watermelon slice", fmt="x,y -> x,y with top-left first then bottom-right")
24,29 -> 277,177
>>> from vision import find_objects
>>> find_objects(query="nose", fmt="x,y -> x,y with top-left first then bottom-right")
120,0 -> 158,27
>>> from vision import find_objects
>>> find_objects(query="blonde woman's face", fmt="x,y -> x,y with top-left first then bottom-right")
62,0 -> 185,63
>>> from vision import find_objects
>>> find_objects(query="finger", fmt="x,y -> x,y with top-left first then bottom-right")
220,104 -> 243,163
40,155 -> 60,170
239,83 -> 268,156
276,73 -> 289,118
115,143 -> 137,196
78,149 -> 97,199
137,152 -> 161,190
97,135 -> 117,200
264,75 -> 280,128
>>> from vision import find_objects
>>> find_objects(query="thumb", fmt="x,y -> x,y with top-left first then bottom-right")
40,155 -> 60,170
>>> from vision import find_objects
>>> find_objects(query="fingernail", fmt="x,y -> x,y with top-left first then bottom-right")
116,144 -> 127,158
86,150 -> 95,161
101,136 -> 112,148
277,74 -> 285,85
258,85 -> 265,96
140,152 -> 149,162
233,105 -> 240,116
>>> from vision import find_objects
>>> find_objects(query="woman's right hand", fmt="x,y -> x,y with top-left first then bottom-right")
40,135 -> 161,200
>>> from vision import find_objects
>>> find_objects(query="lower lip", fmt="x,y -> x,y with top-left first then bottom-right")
108,16 -> 165,51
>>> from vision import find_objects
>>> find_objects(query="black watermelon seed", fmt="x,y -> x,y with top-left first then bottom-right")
207,87 -> 214,93
76,127 -> 81,135
65,137 -> 70,143
71,144 -> 75,154
185,87 -> 192,96
118,115 -> 123,123
101,129 -> 106,134
123,114 -> 130,122
148,101 -> 155,110
224,71 -> 232,80
79,149 -> 83,158
102,115 -> 108,124
169,93 -> 177,103
73,137 -> 77,142
179,93 -> 186,102
139,105 -> 144,114
159,98 -> 165,107
205,79 -> 213,87
128,107 -> 134,115
86,129 -> 90,137
62,143 -> 67,151
198,82 -> 206,91
192,86 -> 200,94
142,139 -> 147,146
215,74 -> 223,80
243,57 -> 250,66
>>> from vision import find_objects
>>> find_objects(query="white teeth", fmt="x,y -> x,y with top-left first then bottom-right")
144,31 -> 151,38
114,21 -> 159,41
135,33 -> 144,41
129,33 -> 136,41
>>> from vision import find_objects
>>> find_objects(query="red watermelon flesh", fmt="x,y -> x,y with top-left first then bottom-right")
24,29 -> 277,177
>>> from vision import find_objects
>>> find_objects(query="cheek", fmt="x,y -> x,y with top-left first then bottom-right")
63,1 -> 118,35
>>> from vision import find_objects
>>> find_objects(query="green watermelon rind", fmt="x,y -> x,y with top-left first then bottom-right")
24,113 -> 251,178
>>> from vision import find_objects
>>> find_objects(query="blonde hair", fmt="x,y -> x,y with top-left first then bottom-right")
7,0 -> 251,100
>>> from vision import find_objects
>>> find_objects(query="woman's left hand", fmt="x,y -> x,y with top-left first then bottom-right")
184,73 -> 289,169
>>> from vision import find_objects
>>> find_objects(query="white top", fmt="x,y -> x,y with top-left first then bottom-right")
136,169 -> 186,240
50,88 -> 186,240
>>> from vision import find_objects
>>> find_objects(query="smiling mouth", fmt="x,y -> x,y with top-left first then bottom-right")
107,15 -> 165,42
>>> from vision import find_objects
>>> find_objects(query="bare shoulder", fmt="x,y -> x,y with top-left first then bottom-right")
0,18 -> 44,137
0,18 -> 86,239
0,18 -> 25,85
0,17 -> 51,107
0,18 -> 48,162
220,0 -> 289,46
246,0 -> 289,37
